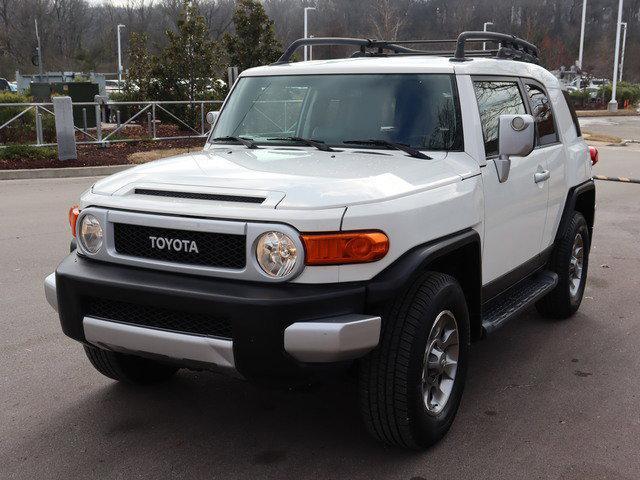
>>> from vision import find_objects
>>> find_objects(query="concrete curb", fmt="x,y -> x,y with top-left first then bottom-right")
0,164 -> 132,181
594,175 -> 640,184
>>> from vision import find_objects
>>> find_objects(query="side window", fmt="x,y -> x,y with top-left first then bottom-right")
562,90 -> 582,137
525,83 -> 559,146
473,81 -> 526,157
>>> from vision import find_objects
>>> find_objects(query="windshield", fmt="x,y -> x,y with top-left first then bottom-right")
210,74 -> 463,151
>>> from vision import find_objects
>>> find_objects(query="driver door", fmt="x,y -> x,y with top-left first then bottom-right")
474,78 -> 549,293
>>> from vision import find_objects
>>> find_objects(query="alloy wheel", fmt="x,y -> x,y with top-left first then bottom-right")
569,233 -> 584,298
421,310 -> 459,415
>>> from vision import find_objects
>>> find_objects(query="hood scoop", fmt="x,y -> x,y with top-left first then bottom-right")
133,188 -> 266,205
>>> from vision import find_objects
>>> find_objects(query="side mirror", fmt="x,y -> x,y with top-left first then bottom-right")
206,110 -> 219,126
495,114 -> 535,183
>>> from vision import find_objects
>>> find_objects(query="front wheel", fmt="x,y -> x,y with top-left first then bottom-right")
359,271 -> 470,449
536,211 -> 590,319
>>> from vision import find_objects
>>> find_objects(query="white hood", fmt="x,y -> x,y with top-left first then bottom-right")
92,146 -> 477,210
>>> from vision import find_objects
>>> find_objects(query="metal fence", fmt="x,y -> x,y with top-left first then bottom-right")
0,99 -> 223,148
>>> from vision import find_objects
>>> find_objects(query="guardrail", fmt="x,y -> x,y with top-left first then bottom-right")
0,99 -> 223,149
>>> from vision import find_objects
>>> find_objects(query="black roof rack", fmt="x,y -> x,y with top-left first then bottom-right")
452,31 -> 539,63
273,37 -> 417,65
273,31 -> 539,65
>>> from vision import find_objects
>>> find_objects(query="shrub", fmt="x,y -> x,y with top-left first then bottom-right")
0,92 -> 35,143
0,91 -> 31,115
597,82 -> 640,108
568,89 -> 591,108
107,90 -> 146,129
0,92 -> 59,144
0,144 -> 57,161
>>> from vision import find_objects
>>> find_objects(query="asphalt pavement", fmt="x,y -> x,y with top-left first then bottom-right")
579,115 -> 640,142
1,146 -> 639,479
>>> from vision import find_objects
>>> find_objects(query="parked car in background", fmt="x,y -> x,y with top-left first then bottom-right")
104,80 -> 122,96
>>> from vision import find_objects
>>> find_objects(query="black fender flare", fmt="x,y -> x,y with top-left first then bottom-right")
554,179 -> 595,248
365,229 -> 482,339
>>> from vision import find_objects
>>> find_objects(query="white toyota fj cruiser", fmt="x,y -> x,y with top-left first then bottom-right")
45,32 -> 596,449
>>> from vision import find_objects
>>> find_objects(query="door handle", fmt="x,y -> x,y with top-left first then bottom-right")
534,170 -> 550,183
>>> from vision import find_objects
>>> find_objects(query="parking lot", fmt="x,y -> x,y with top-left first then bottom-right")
580,115 -> 640,142
1,143 -> 639,479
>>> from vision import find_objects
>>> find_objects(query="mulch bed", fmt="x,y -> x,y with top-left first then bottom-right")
576,109 -> 639,117
0,137 -> 205,170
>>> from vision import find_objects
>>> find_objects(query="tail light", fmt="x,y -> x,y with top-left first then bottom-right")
69,205 -> 79,237
589,146 -> 599,166
302,231 -> 389,266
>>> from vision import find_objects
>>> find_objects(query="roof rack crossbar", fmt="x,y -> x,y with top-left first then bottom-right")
273,38 -> 415,65
452,31 -> 539,63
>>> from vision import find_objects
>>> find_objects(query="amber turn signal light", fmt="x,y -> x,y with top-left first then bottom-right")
69,205 -> 79,237
301,231 -> 389,266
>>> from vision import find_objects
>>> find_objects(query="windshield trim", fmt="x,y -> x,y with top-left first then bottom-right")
207,73 -> 465,153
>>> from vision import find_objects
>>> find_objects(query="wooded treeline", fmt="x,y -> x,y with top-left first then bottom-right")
1,0 -> 638,81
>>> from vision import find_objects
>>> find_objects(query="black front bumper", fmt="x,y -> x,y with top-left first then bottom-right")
55,253 -> 367,379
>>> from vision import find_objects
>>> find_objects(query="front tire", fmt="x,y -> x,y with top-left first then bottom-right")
536,211 -> 590,319
359,272 -> 470,449
84,345 -> 179,385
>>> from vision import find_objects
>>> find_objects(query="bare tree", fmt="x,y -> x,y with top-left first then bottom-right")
369,0 -> 414,40
0,0 -> 638,82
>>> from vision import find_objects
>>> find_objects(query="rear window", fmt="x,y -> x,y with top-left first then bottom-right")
562,90 -> 582,137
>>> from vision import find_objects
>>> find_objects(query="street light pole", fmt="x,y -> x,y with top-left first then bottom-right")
309,35 -> 315,61
578,0 -> 587,69
619,22 -> 627,81
117,24 -> 125,89
483,22 -> 494,51
304,7 -> 316,61
608,0 -> 623,111
34,19 -> 43,81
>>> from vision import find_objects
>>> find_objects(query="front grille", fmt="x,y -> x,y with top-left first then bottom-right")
113,223 -> 246,269
134,189 -> 265,204
85,297 -> 233,339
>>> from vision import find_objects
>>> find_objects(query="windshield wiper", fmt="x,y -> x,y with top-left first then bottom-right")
211,136 -> 260,149
343,139 -> 432,159
267,136 -> 336,152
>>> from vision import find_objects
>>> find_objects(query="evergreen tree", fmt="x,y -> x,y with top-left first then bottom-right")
153,0 -> 220,102
125,32 -> 153,99
123,1 -> 222,130
222,0 -> 282,72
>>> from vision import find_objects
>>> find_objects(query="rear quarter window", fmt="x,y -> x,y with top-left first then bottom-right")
525,83 -> 559,146
562,90 -> 582,137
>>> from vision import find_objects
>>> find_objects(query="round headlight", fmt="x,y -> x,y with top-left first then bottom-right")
255,231 -> 299,278
79,214 -> 104,254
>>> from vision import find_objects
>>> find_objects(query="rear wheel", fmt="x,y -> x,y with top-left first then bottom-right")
536,212 -> 590,319
84,345 -> 179,385
359,271 -> 470,449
